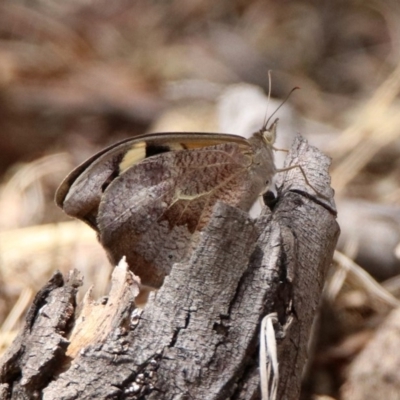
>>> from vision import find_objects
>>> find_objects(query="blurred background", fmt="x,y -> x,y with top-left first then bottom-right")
1,0 -> 400,399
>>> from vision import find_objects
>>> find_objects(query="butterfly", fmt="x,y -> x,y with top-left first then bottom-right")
56,120 -> 278,288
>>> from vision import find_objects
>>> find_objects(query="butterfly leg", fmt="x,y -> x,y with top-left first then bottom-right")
272,146 -> 289,153
276,164 -> 330,200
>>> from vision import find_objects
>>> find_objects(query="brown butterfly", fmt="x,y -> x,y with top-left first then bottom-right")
56,121 -> 278,288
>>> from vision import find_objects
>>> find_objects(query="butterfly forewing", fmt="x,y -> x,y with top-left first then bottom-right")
56,132 -> 251,229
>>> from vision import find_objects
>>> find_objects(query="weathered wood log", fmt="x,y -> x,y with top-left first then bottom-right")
0,136 -> 339,399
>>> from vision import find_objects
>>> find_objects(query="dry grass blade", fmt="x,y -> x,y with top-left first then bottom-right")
0,221 -> 109,292
329,250 -> 400,310
0,288 -> 33,355
331,63 -> 400,195
0,153 -> 72,229
260,313 -> 279,400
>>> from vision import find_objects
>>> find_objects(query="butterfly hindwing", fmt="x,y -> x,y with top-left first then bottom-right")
96,140 -> 256,287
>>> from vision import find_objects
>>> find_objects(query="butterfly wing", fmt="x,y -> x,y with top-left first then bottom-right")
56,131 -> 274,288
56,132 -> 249,229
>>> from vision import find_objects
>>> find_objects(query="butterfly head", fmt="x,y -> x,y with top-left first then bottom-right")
259,118 -> 278,146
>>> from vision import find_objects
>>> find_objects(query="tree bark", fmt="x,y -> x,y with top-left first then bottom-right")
0,136 -> 339,400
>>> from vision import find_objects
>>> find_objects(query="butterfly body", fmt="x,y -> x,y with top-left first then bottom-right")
56,122 -> 277,288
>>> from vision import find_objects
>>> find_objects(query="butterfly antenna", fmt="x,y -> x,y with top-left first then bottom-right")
263,70 -> 273,128
264,86 -> 300,128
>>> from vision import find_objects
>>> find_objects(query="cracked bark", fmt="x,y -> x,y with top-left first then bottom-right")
0,136 -> 339,400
